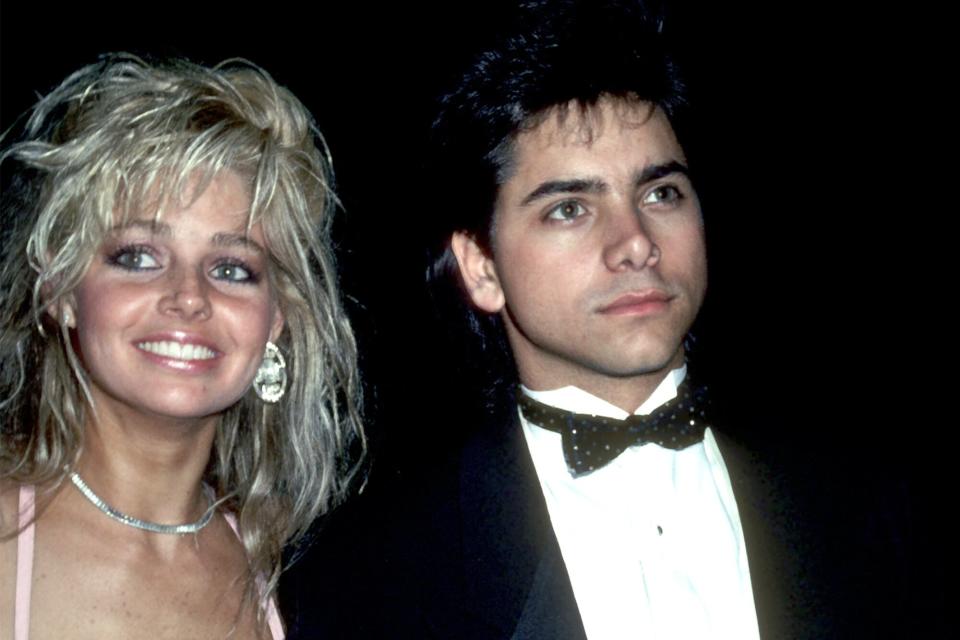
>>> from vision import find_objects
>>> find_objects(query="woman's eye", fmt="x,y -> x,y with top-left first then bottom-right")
109,247 -> 160,271
210,262 -> 255,283
642,184 -> 683,206
545,200 -> 588,222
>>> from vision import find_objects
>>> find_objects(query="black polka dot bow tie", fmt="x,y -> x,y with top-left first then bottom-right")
517,381 -> 710,477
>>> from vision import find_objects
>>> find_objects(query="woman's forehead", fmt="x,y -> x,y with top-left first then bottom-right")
110,168 -> 257,230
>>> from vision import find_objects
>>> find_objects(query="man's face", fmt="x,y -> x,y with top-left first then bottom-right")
453,98 -> 707,406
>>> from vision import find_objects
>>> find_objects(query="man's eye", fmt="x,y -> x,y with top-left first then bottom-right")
210,262 -> 255,283
642,184 -> 683,206
109,247 -> 160,270
545,200 -> 588,221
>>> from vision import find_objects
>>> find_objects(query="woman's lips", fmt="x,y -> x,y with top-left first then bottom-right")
136,341 -> 217,360
133,333 -> 222,372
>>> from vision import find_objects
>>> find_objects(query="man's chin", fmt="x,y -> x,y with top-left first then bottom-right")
598,344 -> 686,379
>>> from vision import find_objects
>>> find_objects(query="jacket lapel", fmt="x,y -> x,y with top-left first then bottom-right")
435,406 -> 806,639
713,429 -> 822,639
453,410 -> 586,639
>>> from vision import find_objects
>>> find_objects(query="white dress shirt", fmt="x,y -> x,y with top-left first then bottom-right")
519,366 -> 760,640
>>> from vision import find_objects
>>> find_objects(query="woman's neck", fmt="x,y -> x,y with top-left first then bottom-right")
74,399 -> 219,528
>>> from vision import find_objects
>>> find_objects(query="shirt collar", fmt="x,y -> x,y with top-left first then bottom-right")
520,365 -> 687,420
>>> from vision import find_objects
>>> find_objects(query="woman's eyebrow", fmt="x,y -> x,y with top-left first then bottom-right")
110,220 -> 173,236
109,222 -> 264,255
211,232 -> 265,255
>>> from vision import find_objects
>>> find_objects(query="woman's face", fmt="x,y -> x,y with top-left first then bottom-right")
66,170 -> 284,423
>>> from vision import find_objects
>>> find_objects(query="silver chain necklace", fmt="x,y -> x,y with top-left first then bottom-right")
69,471 -> 215,535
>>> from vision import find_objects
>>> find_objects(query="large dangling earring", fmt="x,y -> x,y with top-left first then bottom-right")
254,341 -> 286,403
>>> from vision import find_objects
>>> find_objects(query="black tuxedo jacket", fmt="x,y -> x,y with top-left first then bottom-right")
282,402 -> 922,639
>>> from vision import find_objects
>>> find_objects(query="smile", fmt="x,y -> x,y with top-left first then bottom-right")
136,341 -> 218,361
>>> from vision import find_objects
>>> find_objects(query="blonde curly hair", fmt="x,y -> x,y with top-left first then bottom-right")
0,53 -> 364,615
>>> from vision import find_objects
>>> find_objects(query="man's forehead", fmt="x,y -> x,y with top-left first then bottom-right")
519,97 -> 663,149
494,97 -> 677,187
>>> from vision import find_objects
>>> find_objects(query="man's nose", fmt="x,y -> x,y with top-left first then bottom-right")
602,206 -> 661,272
157,266 -> 212,320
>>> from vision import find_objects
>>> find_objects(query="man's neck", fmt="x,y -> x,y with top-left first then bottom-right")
576,371 -> 673,414
523,365 -> 685,419
518,350 -> 686,414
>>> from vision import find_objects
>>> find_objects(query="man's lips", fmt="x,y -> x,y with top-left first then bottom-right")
597,290 -> 673,315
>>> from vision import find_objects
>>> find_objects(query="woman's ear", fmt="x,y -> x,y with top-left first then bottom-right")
46,298 -> 77,329
62,304 -> 76,328
269,307 -> 284,344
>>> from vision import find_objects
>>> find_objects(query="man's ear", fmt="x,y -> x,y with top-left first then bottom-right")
450,232 -> 505,313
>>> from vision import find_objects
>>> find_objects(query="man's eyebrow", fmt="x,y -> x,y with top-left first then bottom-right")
634,161 -> 689,187
211,232 -> 265,255
520,179 -> 608,206
518,161 -> 690,207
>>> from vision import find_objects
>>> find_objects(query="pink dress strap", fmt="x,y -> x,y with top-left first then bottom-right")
15,485 -> 36,640
223,512 -> 285,640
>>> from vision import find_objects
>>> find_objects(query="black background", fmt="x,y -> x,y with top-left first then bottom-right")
0,0 -> 935,541
1,1 -> 898,452
1,1 -> 945,631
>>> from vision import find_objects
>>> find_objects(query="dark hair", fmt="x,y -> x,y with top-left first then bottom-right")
426,0 -> 689,399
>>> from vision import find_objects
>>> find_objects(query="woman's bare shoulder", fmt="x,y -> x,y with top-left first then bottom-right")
0,480 -> 24,639
0,480 -> 23,537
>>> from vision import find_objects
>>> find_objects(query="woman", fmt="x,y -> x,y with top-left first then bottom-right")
0,55 -> 363,639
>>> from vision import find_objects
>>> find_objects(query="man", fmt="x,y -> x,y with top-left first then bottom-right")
282,2 -> 919,638
415,3 -> 764,638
